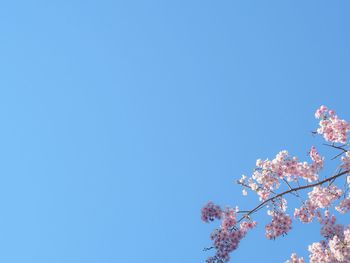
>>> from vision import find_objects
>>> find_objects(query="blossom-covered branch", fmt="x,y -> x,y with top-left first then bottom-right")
236,169 -> 350,224
201,106 -> 350,263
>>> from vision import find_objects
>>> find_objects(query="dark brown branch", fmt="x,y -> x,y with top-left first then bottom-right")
282,178 -> 300,198
322,143 -> 348,160
331,152 -> 346,160
236,170 -> 350,224
323,143 -> 348,152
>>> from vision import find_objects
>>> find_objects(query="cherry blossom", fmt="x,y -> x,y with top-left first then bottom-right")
308,241 -> 338,263
285,253 -> 305,263
206,219 -> 257,263
201,106 -> 350,262
315,105 -> 350,144
308,186 -> 342,209
341,152 -> 350,170
294,201 -> 319,223
265,210 -> 292,239
201,201 -> 222,223
240,147 -> 324,202
336,198 -> 350,214
221,207 -> 237,229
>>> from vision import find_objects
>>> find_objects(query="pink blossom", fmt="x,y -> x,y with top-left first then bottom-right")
265,211 -> 292,239
247,148 -> 324,201
239,221 -> 257,234
319,211 -> 344,240
341,152 -> 350,170
310,146 -> 324,170
308,225 -> 350,263
308,186 -> 342,209
221,207 -> 237,230
315,105 -> 328,119
336,198 -> 350,214
285,253 -> 304,263
207,220 -> 257,263
201,201 -> 222,223
294,201 -> 319,223
309,241 -> 337,263
329,230 -> 350,262
315,106 -> 350,144
202,105 -> 350,263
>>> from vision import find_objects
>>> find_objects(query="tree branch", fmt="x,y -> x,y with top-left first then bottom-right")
236,170 -> 350,224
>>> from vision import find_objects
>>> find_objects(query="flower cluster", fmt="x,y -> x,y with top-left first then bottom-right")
202,106 -> 350,263
208,228 -> 244,262
221,207 -> 236,229
202,202 -> 257,263
240,148 -> 324,201
315,105 -> 350,144
309,226 -> 350,263
306,212 -> 350,262
329,229 -> 350,262
319,211 -> 344,240
341,152 -> 350,170
336,198 -> 350,214
294,200 -> 320,223
308,241 -> 338,263
240,221 -> 258,234
201,201 -> 222,223
285,253 -> 305,263
310,146 -> 324,169
207,221 -> 257,263
308,186 -> 342,209
265,210 -> 292,239
294,186 -> 342,223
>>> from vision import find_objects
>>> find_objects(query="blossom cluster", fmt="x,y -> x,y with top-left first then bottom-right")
240,147 -> 324,201
308,186 -> 342,209
207,221 -> 257,263
291,202 -> 350,262
336,197 -> 350,214
265,210 -> 292,239
221,207 -> 237,229
201,201 -> 222,223
202,106 -> 350,263
294,186 -> 342,224
309,214 -> 350,263
292,210 -> 350,263
319,211 -> 344,240
294,200 -> 319,223
308,241 -> 338,263
329,229 -> 350,262
341,152 -> 350,170
201,202 -> 257,263
285,253 -> 305,263
315,105 -> 350,144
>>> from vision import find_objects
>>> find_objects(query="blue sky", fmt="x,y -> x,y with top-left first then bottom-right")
0,1 -> 350,262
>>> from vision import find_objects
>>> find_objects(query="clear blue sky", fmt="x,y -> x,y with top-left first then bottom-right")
0,1 -> 350,262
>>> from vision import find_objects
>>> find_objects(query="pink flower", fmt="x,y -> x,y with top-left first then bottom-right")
315,106 -> 350,144
285,253 -> 304,263
202,105 -> 350,263
208,221 -> 257,263
315,105 -> 328,119
201,201 -> 222,223
265,211 -> 292,239
221,207 -> 237,229
341,152 -> 350,170
336,198 -> 350,214
308,186 -> 342,209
